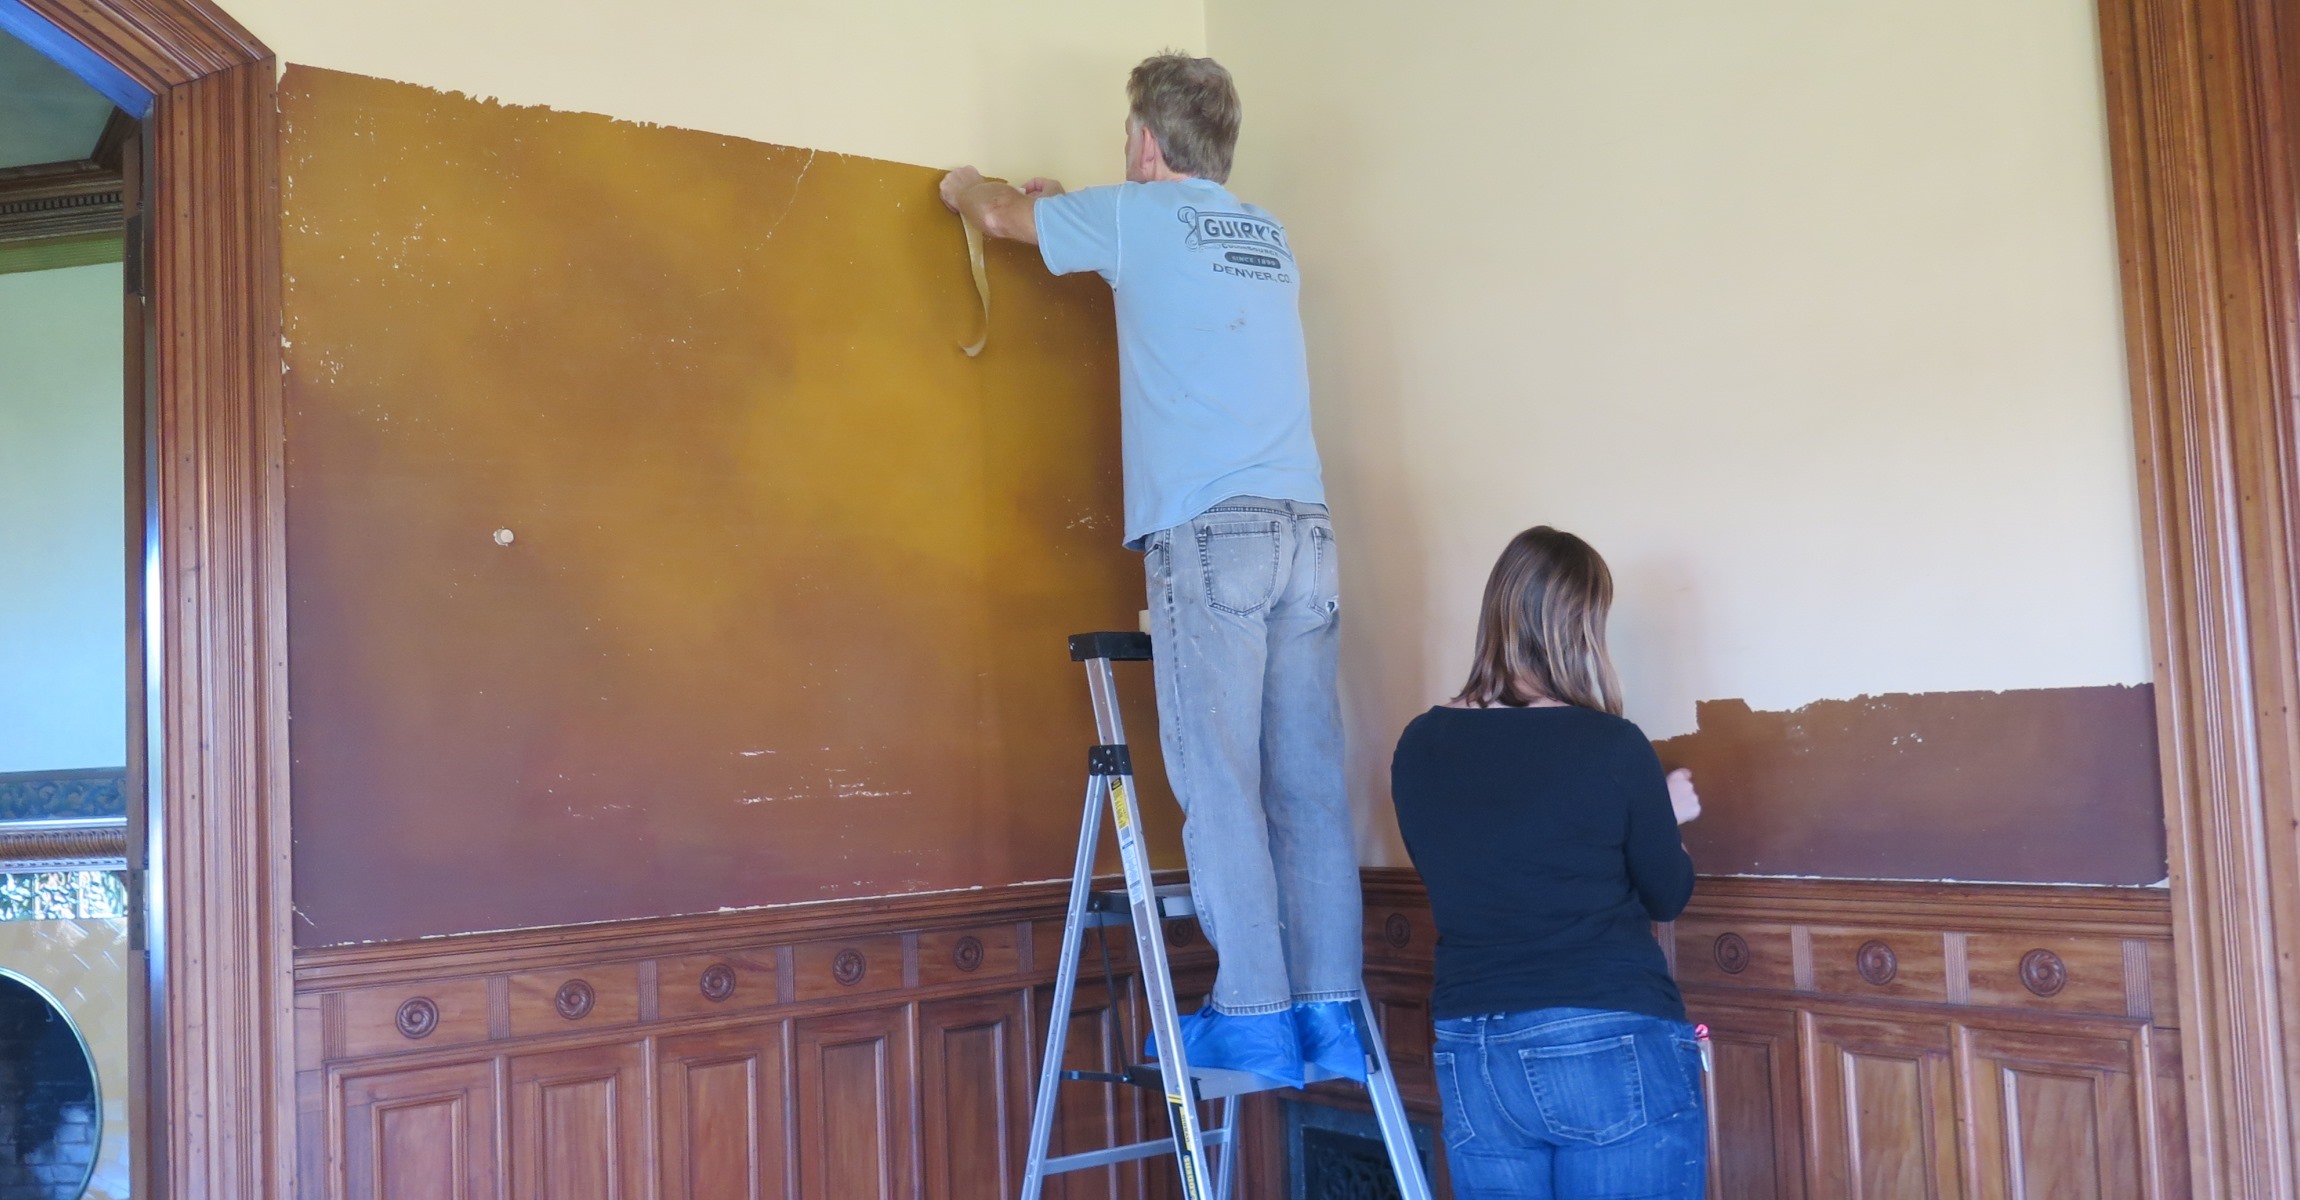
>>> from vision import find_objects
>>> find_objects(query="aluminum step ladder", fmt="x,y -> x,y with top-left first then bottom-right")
1019,631 -> 1433,1200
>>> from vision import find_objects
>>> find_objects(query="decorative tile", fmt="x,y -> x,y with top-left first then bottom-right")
0,771 -> 127,822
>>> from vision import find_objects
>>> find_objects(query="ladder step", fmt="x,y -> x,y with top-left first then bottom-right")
1068,630 -> 1154,662
1190,1062 -> 1361,1101
1065,1061 -> 1366,1101
1081,884 -> 1195,927
1043,1127 -> 1230,1176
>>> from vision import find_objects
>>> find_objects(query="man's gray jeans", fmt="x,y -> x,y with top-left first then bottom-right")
1143,496 -> 1364,1015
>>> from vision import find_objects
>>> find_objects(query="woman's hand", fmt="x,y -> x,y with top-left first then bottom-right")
1666,768 -> 1701,825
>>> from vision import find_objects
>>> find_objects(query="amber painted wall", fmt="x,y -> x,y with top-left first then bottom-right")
282,68 -> 1176,946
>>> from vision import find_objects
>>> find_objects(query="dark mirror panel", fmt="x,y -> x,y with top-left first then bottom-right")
0,971 -> 99,1199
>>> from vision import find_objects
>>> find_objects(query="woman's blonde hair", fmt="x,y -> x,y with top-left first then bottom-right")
1455,526 -> 1624,714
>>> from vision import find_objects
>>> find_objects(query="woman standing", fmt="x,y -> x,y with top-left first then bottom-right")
1392,526 -> 1706,1198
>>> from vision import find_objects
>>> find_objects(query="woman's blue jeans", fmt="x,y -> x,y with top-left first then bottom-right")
1433,1008 -> 1708,1198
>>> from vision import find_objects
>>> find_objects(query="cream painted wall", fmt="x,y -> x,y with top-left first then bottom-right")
0,263 -> 126,775
226,0 -> 1202,187
1207,0 -> 2152,861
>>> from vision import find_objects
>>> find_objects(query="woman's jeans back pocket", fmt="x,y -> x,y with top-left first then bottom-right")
1520,1035 -> 1649,1144
1431,1050 -> 1477,1149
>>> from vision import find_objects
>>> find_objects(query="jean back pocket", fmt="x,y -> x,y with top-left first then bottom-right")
1431,1049 -> 1477,1149
1519,1034 -> 1649,1145
1196,520 -> 1283,616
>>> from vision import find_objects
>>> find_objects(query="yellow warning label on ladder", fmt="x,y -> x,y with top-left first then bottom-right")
1111,780 -> 1133,831
1165,1094 -> 1206,1200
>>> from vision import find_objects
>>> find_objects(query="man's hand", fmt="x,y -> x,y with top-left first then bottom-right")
1666,768 -> 1702,826
940,166 -> 987,213
938,166 -> 1043,245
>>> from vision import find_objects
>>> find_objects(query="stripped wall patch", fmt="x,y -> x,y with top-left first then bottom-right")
1657,684 -> 2164,884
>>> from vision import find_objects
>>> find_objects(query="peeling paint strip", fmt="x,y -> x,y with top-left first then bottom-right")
960,208 -> 991,357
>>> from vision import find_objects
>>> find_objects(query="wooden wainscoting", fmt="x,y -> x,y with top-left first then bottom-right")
298,871 -> 2181,1198
292,878 -> 1246,1200
1359,869 -> 2187,1200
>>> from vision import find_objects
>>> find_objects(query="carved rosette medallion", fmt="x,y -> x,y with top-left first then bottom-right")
1164,922 -> 1195,948
1384,913 -> 1413,949
555,979 -> 596,1020
2019,949 -> 2068,997
1713,933 -> 1751,975
699,963 -> 737,1002
394,997 -> 438,1040
953,936 -> 986,972
1856,940 -> 1899,986
832,949 -> 867,986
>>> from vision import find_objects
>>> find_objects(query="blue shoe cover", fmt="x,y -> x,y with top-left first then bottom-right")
1295,1000 -> 1370,1082
1147,1008 -> 1306,1089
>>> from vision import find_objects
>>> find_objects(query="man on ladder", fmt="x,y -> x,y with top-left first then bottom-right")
943,50 -> 1363,1094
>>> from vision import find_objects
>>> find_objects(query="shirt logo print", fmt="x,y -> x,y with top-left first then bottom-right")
1177,207 -> 1294,267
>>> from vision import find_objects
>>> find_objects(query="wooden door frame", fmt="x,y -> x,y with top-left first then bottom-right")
2098,0 -> 2300,1193
2,0 -> 291,1195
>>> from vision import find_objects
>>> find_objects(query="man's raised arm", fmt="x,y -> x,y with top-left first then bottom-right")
939,167 -> 1064,245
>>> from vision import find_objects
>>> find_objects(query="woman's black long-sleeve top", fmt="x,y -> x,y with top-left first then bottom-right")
1392,704 -> 1696,1023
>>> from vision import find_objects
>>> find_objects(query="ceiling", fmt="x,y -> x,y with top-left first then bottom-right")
0,29 -> 116,170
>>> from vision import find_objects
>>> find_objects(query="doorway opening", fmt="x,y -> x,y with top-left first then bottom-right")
0,23 -> 139,1197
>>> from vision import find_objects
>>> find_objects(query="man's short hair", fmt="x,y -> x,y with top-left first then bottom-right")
1127,53 -> 1241,183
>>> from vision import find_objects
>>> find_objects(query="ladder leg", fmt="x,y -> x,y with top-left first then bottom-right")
1106,759 -> 1217,1198
1213,1095 -> 1239,1200
1020,775 -> 1108,1200
1352,989 -> 1434,1200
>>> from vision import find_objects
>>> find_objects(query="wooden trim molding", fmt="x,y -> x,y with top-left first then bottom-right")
2096,0 -> 2300,1192
0,160 -> 125,244
0,817 -> 130,872
13,1 -> 293,1197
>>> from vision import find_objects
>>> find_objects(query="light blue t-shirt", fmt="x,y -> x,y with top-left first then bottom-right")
1035,179 -> 1326,548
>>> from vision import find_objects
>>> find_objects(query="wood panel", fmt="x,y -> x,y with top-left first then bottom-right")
508,962 -> 644,1039
509,1042 -> 649,1200
1802,1011 -> 1961,1199
657,949 -> 782,1024
1674,918 -> 1800,994
1696,1002 -> 1804,1200
919,992 -> 1029,1200
1958,1022 -> 2149,1200
339,1059 -> 496,1200
657,1023 -> 790,1200
794,1007 -> 916,1200
917,926 -> 1023,991
793,937 -> 909,1004
1807,929 -> 1949,1007
333,976 -> 494,1059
